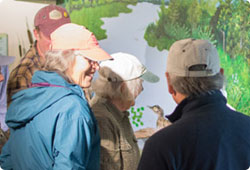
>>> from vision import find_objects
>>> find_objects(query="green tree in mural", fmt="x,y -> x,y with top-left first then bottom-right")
144,0 -> 218,50
215,0 -> 250,59
144,0 -> 249,115
63,0 -> 137,39
213,0 -> 250,115
187,0 -> 202,29
237,1 -> 250,60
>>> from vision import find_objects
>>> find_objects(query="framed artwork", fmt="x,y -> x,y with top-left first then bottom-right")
0,33 -> 8,56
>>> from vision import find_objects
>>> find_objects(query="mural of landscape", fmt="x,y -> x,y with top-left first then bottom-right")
143,0 -> 250,116
7,0 -> 248,149
58,0 -> 249,121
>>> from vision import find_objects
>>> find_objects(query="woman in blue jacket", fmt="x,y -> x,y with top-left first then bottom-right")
0,23 -> 112,170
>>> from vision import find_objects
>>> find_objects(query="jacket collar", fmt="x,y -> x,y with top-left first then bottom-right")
32,70 -> 85,98
166,90 -> 227,123
95,96 -> 130,121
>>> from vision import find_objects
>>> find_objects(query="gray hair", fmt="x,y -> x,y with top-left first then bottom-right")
43,49 -> 76,83
168,72 -> 225,96
91,67 -> 142,101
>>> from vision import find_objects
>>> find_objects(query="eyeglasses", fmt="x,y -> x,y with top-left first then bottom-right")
83,57 -> 100,68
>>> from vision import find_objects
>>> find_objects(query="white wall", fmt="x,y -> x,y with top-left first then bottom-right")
0,0 -> 49,71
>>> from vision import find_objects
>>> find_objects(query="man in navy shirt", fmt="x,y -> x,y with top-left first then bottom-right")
138,39 -> 250,170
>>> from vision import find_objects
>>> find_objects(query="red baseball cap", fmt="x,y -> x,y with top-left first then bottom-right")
34,5 -> 71,38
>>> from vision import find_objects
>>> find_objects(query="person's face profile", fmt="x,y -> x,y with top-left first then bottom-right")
36,30 -> 52,57
70,55 -> 99,88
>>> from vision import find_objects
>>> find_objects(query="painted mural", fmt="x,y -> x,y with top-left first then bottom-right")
6,0 -> 249,149
56,1 -> 249,139
58,0 -> 249,114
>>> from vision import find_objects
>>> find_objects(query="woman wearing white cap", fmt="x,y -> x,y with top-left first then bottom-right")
90,52 -> 159,170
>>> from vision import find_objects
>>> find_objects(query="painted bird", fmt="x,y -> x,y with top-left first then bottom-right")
148,105 -> 171,129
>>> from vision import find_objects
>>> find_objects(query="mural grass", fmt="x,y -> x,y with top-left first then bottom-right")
219,48 -> 250,115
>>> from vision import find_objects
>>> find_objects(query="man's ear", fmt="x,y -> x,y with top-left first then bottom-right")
165,72 -> 175,95
33,28 -> 40,40
120,82 -> 126,95
220,68 -> 224,75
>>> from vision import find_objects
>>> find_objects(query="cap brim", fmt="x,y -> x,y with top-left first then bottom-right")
141,70 -> 159,83
78,47 -> 112,61
0,56 -> 15,66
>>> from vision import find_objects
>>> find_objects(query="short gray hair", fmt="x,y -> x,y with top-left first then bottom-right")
168,72 -> 225,96
91,67 -> 142,101
44,49 -> 76,83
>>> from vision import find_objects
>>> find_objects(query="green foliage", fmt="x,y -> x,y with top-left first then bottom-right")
130,107 -> 145,127
191,26 -> 217,44
218,47 -> 250,115
199,0 -> 218,16
138,0 -> 164,5
144,0 -> 249,115
67,2 -> 135,40
187,0 -> 202,28
166,23 -> 190,40
57,0 -> 65,4
215,0 -> 250,58
144,0 -> 218,50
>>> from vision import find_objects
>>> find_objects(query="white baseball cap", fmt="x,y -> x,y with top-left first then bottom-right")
166,38 -> 220,77
99,52 -> 159,83
0,55 -> 15,66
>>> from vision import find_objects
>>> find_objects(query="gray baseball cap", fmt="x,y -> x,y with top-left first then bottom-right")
166,38 -> 220,77
0,55 -> 15,66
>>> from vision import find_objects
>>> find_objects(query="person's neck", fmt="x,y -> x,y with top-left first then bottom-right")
174,92 -> 187,104
110,98 -> 128,112
36,44 -> 46,64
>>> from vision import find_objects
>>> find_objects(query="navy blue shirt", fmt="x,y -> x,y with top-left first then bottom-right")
138,91 -> 250,170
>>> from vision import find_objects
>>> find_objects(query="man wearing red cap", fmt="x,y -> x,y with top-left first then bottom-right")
7,4 -> 71,106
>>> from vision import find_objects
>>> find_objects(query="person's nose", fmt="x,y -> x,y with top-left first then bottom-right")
93,61 -> 100,71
